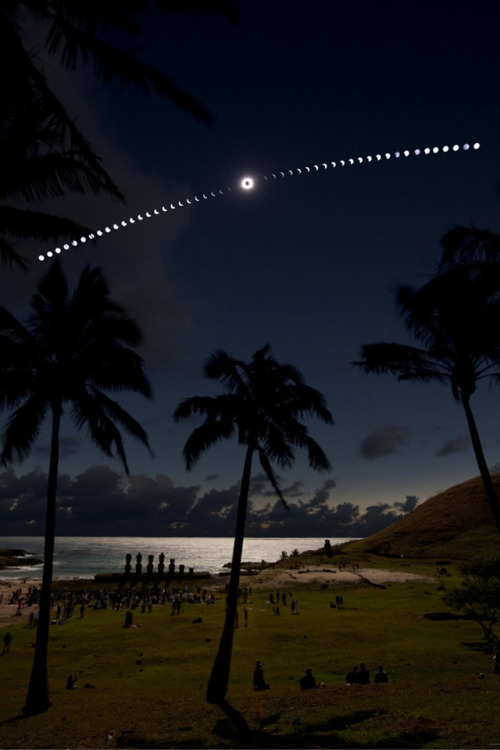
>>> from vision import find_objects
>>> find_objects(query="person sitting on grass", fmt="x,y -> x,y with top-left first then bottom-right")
358,662 -> 370,684
345,665 -> 359,684
253,661 -> 270,691
299,668 -> 317,690
374,665 -> 388,683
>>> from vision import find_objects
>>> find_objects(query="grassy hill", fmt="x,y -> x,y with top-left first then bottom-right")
338,473 -> 500,561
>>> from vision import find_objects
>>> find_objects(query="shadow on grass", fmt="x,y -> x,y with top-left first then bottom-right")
212,698 -> 256,746
308,708 -> 380,731
116,706 -> 440,749
0,713 -> 26,727
462,640 -> 492,653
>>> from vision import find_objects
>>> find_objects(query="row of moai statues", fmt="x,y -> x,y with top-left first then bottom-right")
124,553 -> 193,577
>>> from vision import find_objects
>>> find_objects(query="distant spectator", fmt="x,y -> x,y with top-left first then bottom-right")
299,668 -> 317,690
253,661 -> 270,691
491,651 -> 500,676
374,665 -> 388,683
2,632 -> 12,654
346,665 -> 359,684
358,662 -> 370,684
65,673 -> 78,689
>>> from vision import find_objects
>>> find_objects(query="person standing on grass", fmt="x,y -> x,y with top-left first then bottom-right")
2,631 -> 12,654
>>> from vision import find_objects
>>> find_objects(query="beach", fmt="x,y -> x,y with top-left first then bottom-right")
0,565 -> 434,629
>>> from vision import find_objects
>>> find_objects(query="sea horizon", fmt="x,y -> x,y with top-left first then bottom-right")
0,535 -> 359,580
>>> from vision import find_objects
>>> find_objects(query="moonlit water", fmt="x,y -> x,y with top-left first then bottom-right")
0,536 -> 358,580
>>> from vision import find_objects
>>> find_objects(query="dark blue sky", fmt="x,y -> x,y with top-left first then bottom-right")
2,0 -> 500,536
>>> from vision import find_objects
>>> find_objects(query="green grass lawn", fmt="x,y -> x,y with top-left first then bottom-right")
1,575 -> 499,749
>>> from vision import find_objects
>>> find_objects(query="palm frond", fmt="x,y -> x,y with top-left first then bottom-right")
279,383 -> 334,424
303,435 -> 332,473
182,419 -> 235,470
95,390 -> 152,450
0,306 -> 35,345
354,342 -> 449,384
0,205 -> 90,244
173,394 -> 239,422
0,236 -> 29,270
72,389 -> 152,475
1,395 -> 48,465
204,350 -> 247,391
46,17 -> 213,124
257,447 -> 290,510
440,226 -> 500,266
261,423 -> 295,468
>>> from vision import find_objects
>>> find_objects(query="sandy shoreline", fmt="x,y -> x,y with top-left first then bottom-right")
0,565 -> 434,628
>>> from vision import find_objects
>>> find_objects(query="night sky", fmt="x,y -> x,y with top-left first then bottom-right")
2,0 -> 500,536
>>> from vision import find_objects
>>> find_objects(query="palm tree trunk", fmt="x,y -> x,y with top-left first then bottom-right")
206,445 -> 253,704
461,394 -> 500,534
23,402 -> 61,716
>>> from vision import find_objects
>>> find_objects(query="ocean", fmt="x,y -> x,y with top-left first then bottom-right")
0,536 -> 356,580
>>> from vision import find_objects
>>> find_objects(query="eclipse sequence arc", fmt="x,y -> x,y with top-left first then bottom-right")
37,141 -> 480,262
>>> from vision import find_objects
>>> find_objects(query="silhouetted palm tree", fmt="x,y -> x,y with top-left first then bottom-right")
0,259 -> 153,715
4,1 -> 235,122
0,46 -> 125,269
439,226 -> 500,267
354,263 -> 500,533
1,1 -> 236,268
173,344 -> 333,704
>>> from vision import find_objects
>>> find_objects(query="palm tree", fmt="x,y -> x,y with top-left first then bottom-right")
439,226 -> 500,267
0,258 -> 153,715
0,45 -> 125,269
1,1 -> 236,268
173,344 -> 333,704
353,263 -> 500,533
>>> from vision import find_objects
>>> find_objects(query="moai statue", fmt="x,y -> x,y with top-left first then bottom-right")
179,564 -> 185,577
135,553 -> 142,576
125,553 -> 132,575
168,558 -> 175,576
158,553 -> 165,576
147,554 -> 154,576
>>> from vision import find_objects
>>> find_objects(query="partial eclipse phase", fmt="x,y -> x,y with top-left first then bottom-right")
37,141 -> 480,262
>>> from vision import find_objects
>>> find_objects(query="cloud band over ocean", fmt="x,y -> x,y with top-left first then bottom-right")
0,464 -> 418,537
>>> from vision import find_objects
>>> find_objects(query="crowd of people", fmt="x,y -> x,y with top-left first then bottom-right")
253,662 -> 388,692
346,663 -> 388,684
3,579 -> 394,693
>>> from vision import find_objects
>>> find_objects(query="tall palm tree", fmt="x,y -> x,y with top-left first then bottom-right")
173,344 -> 333,704
353,263 -> 500,533
0,258 -> 153,715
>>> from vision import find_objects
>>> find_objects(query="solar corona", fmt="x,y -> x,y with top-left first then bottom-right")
37,141 -> 481,262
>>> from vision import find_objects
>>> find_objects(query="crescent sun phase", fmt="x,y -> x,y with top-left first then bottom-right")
37,141 -> 480,261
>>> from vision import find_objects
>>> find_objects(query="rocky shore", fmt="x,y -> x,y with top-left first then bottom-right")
0,548 -> 43,571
